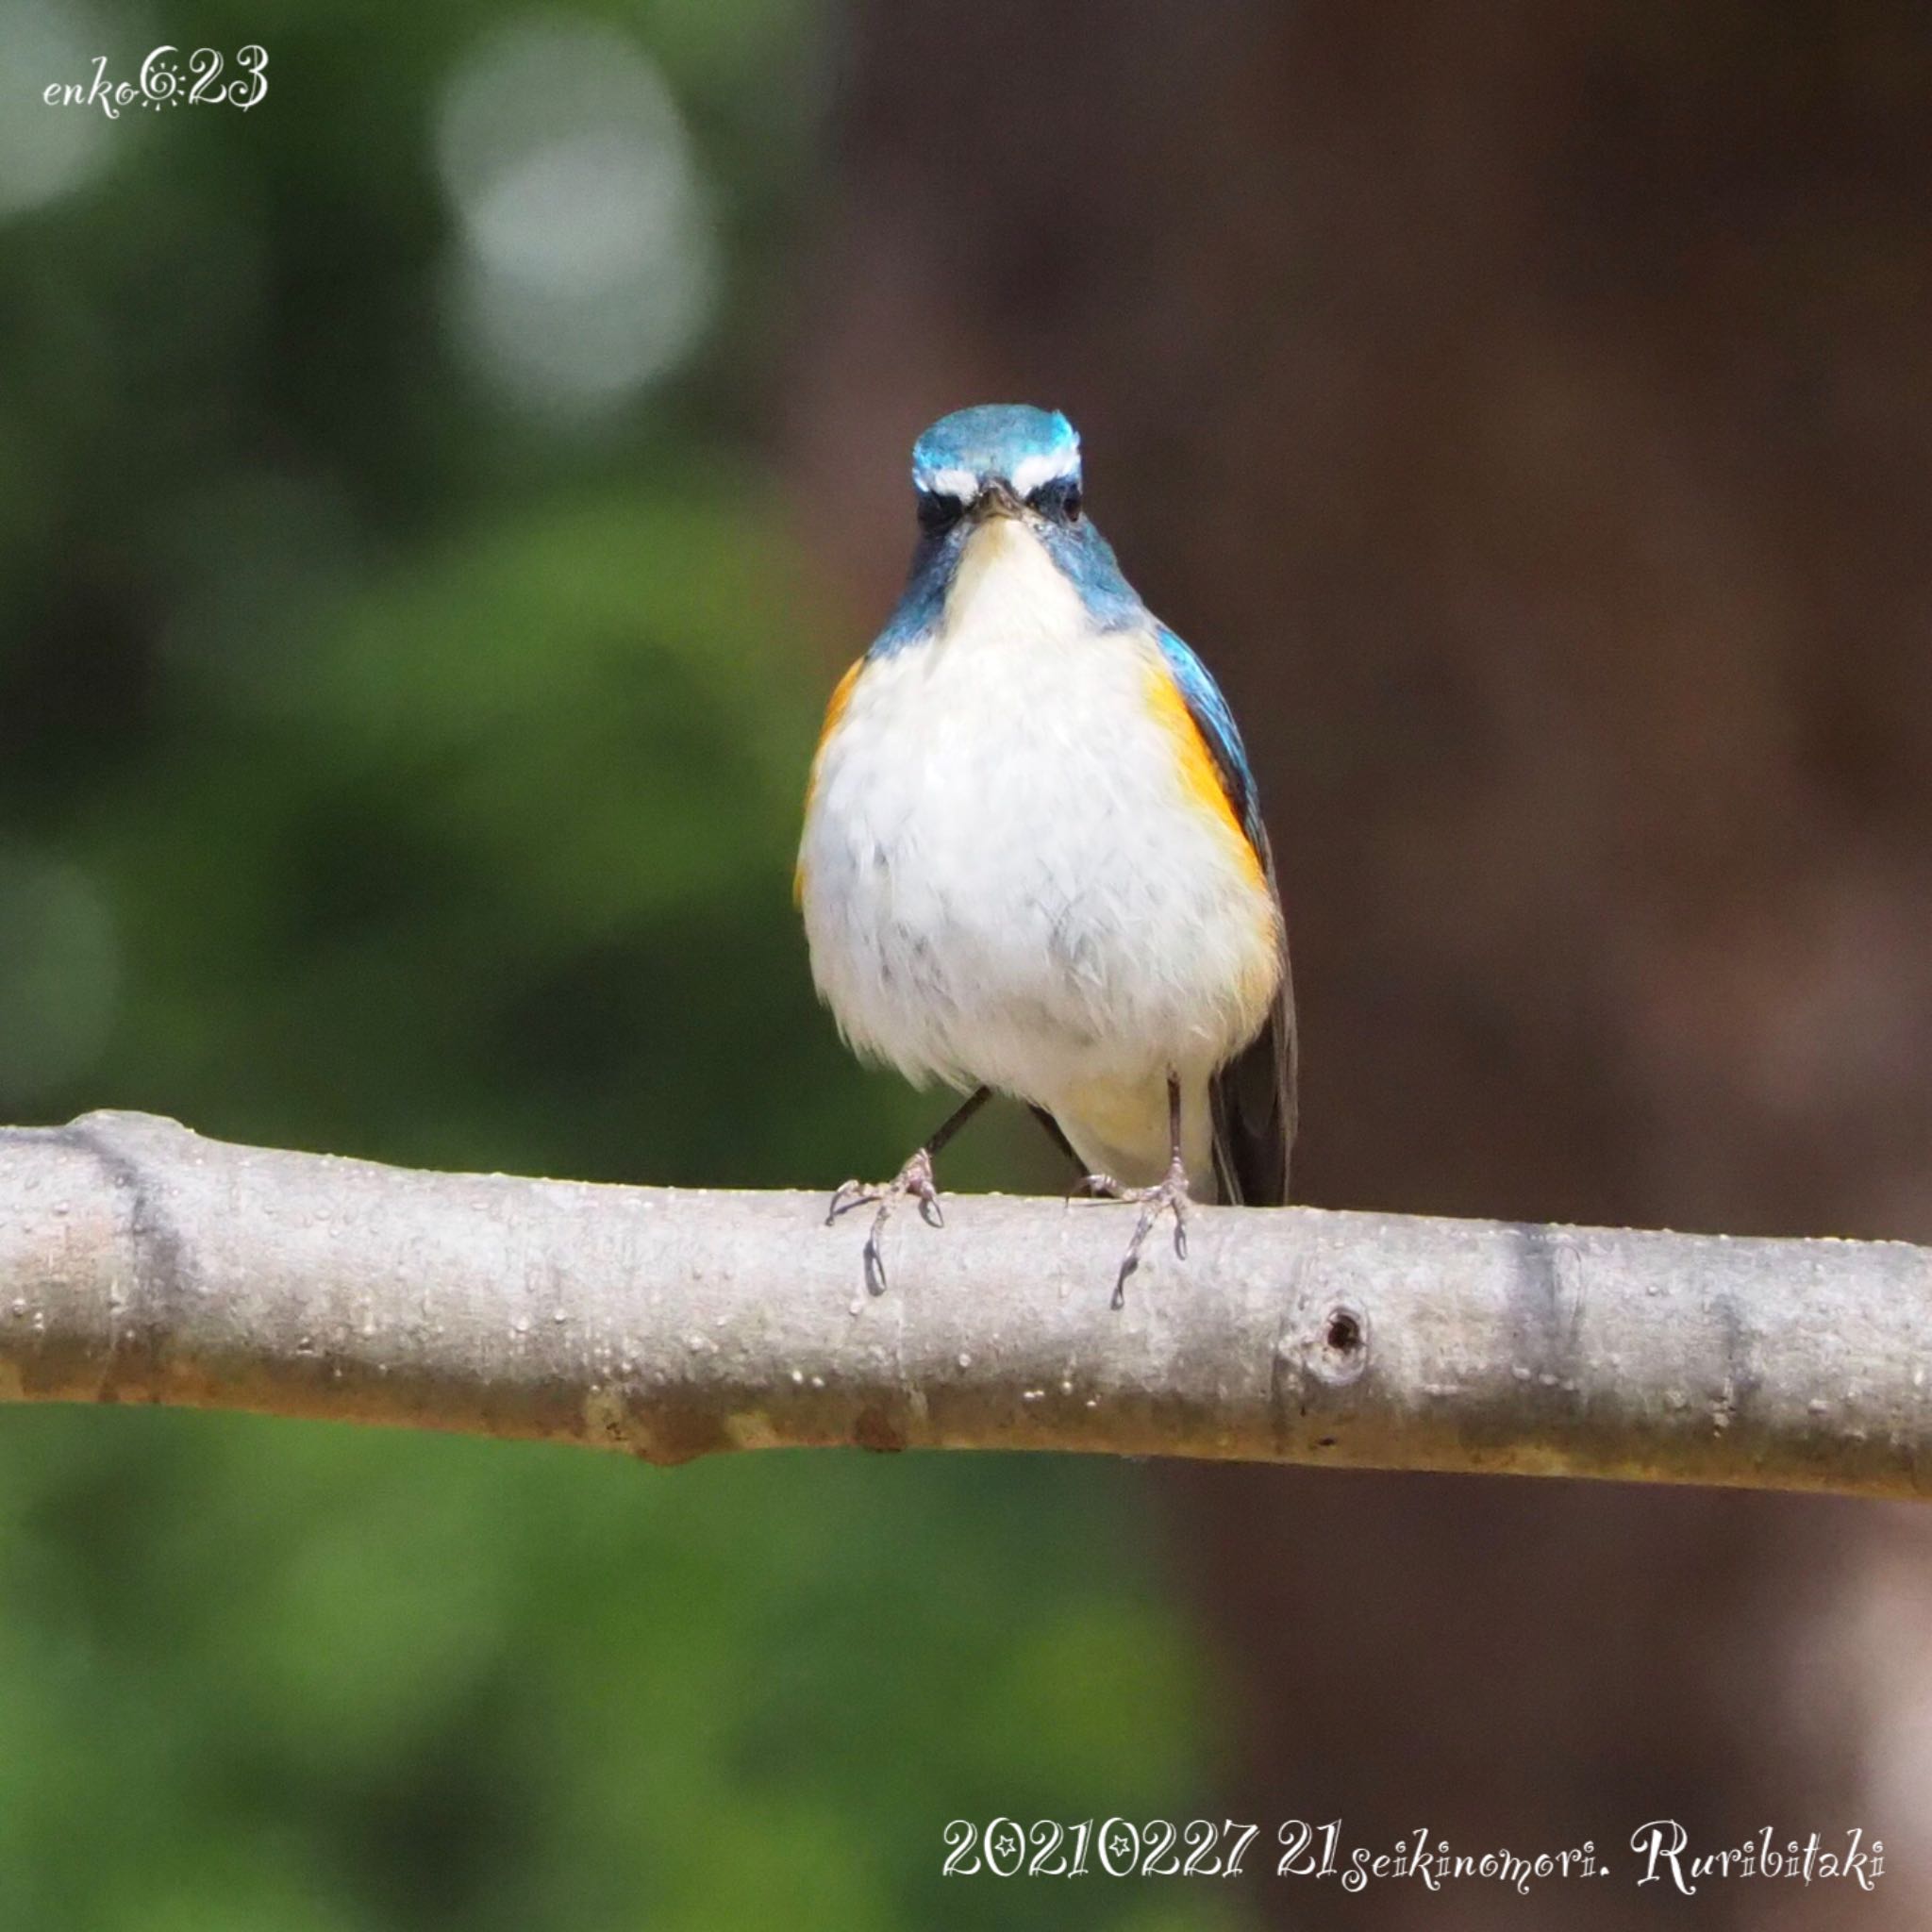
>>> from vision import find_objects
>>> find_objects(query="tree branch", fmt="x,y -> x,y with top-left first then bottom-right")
0,1110 -> 1925,1496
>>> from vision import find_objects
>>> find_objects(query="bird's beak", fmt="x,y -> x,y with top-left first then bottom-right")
968,481 -> 1024,522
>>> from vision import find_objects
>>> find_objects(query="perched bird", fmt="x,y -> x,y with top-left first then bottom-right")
797,404 -> 1294,1305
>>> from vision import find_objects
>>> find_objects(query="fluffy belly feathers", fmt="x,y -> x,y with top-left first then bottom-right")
797,539 -> 1281,1160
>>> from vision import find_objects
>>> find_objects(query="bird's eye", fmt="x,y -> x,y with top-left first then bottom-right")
916,489 -> 963,534
1026,479 -> 1083,523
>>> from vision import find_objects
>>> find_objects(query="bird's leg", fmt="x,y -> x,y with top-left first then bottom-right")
827,1086 -> 991,1295
1074,1074 -> 1192,1308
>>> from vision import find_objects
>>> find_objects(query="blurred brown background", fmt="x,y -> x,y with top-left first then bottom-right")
787,4 -> 1932,1923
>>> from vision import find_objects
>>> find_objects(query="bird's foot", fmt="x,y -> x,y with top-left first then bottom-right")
826,1147 -> 943,1296
1072,1154 -> 1191,1308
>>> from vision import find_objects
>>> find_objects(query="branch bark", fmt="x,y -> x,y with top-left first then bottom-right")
0,1110 -> 1925,1496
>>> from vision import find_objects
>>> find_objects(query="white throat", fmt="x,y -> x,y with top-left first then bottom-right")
940,517 -> 1087,651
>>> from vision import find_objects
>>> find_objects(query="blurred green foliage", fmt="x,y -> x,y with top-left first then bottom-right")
0,0 -> 1246,1924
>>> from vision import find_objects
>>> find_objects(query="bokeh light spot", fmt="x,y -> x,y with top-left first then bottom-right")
435,15 -> 718,417
0,0 -> 119,219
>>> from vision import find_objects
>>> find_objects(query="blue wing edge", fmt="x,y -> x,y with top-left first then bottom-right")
1155,627 -> 1298,1207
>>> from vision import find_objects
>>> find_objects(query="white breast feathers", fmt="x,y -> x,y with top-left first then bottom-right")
798,518 -> 1281,1183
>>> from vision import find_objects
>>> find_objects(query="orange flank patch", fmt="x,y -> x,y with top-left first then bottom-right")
811,655 -> 865,773
1141,660 -> 1267,891
795,656 -> 865,905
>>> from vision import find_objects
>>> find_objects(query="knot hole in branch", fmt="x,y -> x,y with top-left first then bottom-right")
1307,1298 -> 1370,1387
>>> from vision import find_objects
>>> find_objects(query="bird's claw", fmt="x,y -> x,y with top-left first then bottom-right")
826,1147 -> 941,1294
1072,1159 -> 1192,1308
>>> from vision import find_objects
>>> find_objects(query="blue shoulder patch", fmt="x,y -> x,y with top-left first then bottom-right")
1155,625 -> 1266,858
1033,517 -> 1146,632
870,527 -> 955,657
